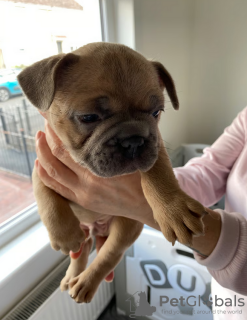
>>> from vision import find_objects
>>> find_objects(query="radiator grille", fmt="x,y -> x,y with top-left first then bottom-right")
3,258 -> 70,320
2,250 -> 114,320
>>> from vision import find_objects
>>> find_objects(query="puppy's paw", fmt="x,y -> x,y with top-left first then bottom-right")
61,270 -> 77,292
50,227 -> 86,255
155,193 -> 206,246
68,270 -> 99,304
61,259 -> 84,292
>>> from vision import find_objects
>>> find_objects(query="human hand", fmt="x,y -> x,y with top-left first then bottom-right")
35,121 -> 152,221
191,207 -> 221,257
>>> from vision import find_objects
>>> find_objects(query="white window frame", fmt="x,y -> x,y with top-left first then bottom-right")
99,0 -> 136,49
0,203 -> 40,248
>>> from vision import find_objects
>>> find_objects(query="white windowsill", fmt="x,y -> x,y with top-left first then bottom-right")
0,221 -> 65,318
0,222 -> 49,281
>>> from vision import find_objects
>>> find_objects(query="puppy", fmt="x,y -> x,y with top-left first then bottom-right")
17,42 -> 205,304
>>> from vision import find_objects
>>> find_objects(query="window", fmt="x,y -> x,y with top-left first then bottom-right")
0,0 -> 102,240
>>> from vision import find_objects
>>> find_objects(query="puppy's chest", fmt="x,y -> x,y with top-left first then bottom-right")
69,201 -> 113,237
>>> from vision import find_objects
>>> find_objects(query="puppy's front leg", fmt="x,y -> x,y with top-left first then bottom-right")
68,217 -> 143,303
140,136 -> 206,246
33,167 -> 86,255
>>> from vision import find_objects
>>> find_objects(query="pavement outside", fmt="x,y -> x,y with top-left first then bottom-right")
0,169 -> 35,224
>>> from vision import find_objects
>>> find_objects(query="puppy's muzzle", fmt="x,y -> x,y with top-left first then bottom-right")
120,136 -> 145,159
80,116 -> 158,177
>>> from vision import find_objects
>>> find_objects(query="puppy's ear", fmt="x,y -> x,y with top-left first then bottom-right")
151,61 -> 179,110
17,53 -> 79,111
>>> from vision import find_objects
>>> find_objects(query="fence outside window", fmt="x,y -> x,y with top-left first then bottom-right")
0,99 -> 44,178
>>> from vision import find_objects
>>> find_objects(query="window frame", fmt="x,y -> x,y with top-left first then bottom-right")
0,203 -> 40,248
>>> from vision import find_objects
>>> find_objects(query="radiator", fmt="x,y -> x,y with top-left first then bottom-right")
3,250 -> 114,320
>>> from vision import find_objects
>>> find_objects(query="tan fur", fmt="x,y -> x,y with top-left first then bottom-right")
18,42 -> 205,304
140,133 -> 205,246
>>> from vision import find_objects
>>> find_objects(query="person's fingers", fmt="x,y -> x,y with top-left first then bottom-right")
35,159 -> 77,202
105,271 -> 114,282
36,131 -> 79,190
70,242 -> 85,259
45,121 -> 81,172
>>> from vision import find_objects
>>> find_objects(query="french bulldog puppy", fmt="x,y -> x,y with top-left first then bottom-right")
18,42 -> 205,304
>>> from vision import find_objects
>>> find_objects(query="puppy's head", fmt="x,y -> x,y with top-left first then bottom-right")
18,43 -> 179,177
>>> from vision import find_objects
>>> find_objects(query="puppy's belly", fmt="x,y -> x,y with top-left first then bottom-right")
69,201 -> 113,237
80,219 -> 113,238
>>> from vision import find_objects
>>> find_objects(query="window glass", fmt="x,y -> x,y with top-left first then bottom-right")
0,0 -> 102,225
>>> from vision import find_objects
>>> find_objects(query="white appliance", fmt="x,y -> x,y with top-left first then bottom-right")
115,227 -> 213,320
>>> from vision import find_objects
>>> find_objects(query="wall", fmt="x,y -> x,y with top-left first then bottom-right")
134,0 -> 247,148
187,0 -> 247,144
134,0 -> 196,151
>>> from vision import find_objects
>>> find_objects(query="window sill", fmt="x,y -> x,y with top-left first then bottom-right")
0,203 -> 40,247
0,221 -> 65,318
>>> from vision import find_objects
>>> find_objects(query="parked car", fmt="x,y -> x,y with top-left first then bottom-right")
0,69 -> 23,102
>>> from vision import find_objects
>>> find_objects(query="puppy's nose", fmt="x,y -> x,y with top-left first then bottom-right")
121,136 -> 144,159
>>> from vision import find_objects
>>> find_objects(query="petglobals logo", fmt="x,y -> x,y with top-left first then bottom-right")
159,294 -> 245,317
160,294 -> 245,308
126,293 -> 245,318
125,259 -> 245,318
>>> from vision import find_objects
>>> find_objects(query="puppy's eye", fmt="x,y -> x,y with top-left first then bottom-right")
152,110 -> 162,118
78,114 -> 99,123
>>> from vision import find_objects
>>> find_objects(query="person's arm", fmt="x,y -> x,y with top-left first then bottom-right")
174,107 -> 247,207
194,210 -> 247,296
171,107 -> 247,295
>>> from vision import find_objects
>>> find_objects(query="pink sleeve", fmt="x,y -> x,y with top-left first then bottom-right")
193,209 -> 247,296
173,108 -> 246,207
173,108 -> 247,295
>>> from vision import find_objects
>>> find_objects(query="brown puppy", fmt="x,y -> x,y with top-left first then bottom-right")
17,42 -> 205,304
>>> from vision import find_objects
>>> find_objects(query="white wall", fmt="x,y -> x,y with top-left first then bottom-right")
187,0 -> 247,144
134,0 -> 247,148
134,0 -> 195,150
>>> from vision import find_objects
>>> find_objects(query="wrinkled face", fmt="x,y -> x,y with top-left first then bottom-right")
50,100 -> 161,178
48,48 -> 164,177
